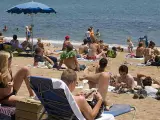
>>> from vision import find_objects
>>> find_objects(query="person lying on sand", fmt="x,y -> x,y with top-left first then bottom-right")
58,44 -> 86,71
114,65 -> 136,92
86,39 -> 106,60
135,73 -> 160,88
133,76 -> 159,99
0,51 -> 34,106
61,69 -> 115,120
135,42 -> 144,58
34,47 -> 58,68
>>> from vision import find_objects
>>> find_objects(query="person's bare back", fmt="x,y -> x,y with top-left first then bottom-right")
136,46 -> 144,57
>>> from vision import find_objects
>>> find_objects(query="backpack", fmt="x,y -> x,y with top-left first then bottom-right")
106,50 -> 117,58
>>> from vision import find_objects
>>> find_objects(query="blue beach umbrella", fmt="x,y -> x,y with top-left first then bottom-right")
6,1 -> 57,53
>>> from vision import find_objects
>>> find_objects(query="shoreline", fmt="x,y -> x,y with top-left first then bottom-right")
4,36 -> 160,51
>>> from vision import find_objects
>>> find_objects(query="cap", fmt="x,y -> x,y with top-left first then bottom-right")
65,36 -> 70,40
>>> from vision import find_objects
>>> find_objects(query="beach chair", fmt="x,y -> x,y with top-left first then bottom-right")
30,76 -> 136,120
30,76 -> 115,120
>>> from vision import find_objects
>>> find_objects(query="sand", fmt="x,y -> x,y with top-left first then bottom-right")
11,45 -> 160,120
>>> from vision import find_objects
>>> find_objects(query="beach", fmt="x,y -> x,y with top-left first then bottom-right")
9,44 -> 160,120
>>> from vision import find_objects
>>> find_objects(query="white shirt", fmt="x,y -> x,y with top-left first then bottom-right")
85,31 -> 90,38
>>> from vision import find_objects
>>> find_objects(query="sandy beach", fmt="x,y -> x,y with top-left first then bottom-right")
7,44 -> 159,120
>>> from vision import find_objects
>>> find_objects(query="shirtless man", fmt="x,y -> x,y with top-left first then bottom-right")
116,65 -> 136,91
143,41 -> 155,63
79,39 -> 88,55
135,42 -> 144,58
87,39 -> 106,60
61,69 -> 115,120
58,44 -> 80,71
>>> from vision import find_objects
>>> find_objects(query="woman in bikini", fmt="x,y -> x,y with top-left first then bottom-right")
0,51 -> 34,106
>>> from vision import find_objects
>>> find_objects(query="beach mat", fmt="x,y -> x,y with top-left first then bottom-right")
104,104 -> 134,117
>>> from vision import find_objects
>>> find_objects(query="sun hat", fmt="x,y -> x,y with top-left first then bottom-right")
65,36 -> 70,40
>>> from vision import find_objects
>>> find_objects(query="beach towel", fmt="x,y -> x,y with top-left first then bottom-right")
0,106 -> 15,120
104,104 -> 135,117
30,76 -> 115,120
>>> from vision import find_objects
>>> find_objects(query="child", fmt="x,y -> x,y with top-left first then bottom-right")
127,37 -> 134,53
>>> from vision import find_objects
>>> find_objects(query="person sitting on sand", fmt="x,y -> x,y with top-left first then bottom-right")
143,41 -> 155,64
115,65 -> 136,91
127,37 -> 134,53
36,38 -> 44,50
62,36 -> 71,51
135,42 -> 145,58
58,44 -> 86,71
61,69 -> 115,120
79,38 -> 89,55
0,51 -> 34,106
0,32 -> 5,43
34,47 -> 58,68
86,39 -> 106,60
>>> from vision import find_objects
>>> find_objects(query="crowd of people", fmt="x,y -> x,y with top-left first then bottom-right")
0,26 -> 160,120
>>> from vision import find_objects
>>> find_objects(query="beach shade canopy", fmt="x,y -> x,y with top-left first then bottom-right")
6,1 -> 56,54
6,1 -> 56,14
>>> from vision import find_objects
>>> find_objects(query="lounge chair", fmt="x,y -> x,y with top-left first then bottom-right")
30,76 -> 136,120
30,76 -> 115,120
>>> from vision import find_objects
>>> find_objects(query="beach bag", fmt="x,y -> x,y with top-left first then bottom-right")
106,50 -> 117,58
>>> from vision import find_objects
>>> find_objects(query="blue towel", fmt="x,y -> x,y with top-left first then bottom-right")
104,104 -> 132,117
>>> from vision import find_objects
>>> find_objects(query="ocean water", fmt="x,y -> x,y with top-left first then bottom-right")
1,0 -> 160,46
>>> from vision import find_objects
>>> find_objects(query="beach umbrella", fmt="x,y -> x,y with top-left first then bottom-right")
6,1 -> 57,53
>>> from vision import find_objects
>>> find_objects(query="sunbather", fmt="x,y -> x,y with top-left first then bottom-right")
61,69 -> 115,120
143,41 -> 155,63
34,47 -> 58,68
115,65 -> 136,91
135,42 -> 144,58
58,44 -> 86,71
0,51 -> 34,106
86,39 -> 106,60
79,38 -> 89,55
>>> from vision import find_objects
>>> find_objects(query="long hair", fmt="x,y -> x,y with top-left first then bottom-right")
0,51 -> 10,86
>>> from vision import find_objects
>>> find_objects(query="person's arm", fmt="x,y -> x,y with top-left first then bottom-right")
74,56 -> 80,71
43,55 -> 54,65
75,92 -> 103,120
127,75 -> 136,90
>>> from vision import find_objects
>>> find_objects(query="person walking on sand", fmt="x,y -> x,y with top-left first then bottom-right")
25,26 -> 32,41
127,37 -> 134,53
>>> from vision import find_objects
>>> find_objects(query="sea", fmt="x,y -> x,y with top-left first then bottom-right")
1,0 -> 160,47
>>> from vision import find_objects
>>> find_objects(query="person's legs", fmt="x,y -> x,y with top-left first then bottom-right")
48,56 -> 58,68
1,95 -> 24,106
13,67 -> 34,97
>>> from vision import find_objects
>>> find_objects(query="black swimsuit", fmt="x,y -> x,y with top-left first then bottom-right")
0,70 -> 17,102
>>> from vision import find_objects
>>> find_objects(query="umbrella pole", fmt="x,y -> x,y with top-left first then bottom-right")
31,14 -> 34,55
